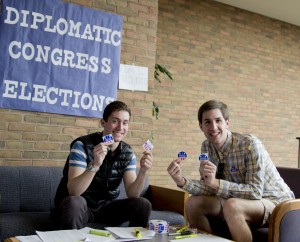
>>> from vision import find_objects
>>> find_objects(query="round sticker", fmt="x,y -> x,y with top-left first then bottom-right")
178,151 -> 187,160
199,153 -> 208,160
102,134 -> 114,144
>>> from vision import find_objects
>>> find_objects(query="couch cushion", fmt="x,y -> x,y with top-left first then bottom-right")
149,210 -> 185,226
88,210 -> 186,228
253,227 -> 268,242
0,212 -> 59,240
118,168 -> 149,199
0,167 -> 21,213
0,166 -> 62,213
277,167 -> 300,198
279,209 -> 300,242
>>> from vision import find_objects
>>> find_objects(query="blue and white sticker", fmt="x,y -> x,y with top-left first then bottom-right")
102,134 -> 115,144
178,151 -> 187,160
142,140 -> 154,151
149,220 -> 169,234
199,153 -> 208,161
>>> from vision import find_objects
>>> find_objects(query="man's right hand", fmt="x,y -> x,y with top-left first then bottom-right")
167,159 -> 186,187
93,142 -> 109,167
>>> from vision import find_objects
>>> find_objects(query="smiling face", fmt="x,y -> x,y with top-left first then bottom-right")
199,108 -> 230,150
101,110 -> 130,143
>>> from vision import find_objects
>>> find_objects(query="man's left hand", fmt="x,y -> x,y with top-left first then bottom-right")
139,151 -> 153,173
201,160 -> 220,189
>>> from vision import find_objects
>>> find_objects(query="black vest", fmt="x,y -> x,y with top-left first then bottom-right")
54,132 -> 134,209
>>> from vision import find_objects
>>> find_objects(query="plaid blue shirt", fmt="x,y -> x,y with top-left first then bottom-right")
181,131 -> 294,205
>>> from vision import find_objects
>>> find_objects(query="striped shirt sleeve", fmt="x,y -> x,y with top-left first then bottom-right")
125,153 -> 137,171
69,141 -> 88,169
69,141 -> 137,171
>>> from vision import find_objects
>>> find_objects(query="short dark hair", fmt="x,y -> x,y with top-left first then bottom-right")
102,101 -> 131,121
198,100 -> 229,124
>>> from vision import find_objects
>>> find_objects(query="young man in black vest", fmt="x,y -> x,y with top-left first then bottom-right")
54,101 -> 153,229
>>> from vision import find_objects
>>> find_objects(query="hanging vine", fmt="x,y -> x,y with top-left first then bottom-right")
152,64 -> 174,119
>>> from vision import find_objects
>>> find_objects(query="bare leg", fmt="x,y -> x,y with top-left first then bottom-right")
223,198 -> 265,242
185,195 -> 223,233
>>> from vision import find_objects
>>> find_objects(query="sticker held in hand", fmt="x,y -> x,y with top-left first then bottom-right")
143,140 -> 154,151
102,134 -> 115,144
199,153 -> 208,161
177,151 -> 187,160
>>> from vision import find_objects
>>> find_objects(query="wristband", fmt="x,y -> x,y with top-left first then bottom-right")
86,162 -> 99,173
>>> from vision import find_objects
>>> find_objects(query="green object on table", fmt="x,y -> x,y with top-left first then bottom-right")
89,229 -> 111,237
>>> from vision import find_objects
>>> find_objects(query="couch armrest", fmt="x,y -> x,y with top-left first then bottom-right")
146,185 -> 189,223
268,199 -> 300,242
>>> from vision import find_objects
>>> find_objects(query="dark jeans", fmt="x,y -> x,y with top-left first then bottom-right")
58,196 -> 152,229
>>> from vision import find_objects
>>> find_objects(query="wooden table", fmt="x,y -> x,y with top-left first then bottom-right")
4,226 -> 233,242
4,238 -> 18,242
4,232 -> 234,242
4,233 -> 169,242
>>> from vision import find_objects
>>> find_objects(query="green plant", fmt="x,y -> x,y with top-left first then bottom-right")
154,64 -> 174,83
152,101 -> 159,120
152,64 -> 173,119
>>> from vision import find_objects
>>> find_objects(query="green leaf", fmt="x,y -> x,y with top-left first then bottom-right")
152,64 -> 173,120
154,64 -> 173,83
152,101 -> 160,120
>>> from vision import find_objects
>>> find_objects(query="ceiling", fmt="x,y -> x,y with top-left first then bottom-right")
213,0 -> 300,27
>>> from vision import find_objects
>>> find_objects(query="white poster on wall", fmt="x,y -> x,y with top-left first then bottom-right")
119,64 -> 148,91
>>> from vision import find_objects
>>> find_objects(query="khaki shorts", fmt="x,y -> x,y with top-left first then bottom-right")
261,198 -> 276,226
217,197 -> 276,226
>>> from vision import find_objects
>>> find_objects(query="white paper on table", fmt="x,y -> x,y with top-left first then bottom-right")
36,229 -> 87,242
80,227 -> 116,242
169,233 -> 232,242
105,227 -> 155,241
16,235 -> 43,242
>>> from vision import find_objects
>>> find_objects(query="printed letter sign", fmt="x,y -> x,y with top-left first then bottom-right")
0,0 -> 122,118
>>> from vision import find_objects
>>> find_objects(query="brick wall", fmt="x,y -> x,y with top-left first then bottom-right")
154,0 -> 300,186
1,0 -> 300,187
0,0 -> 158,169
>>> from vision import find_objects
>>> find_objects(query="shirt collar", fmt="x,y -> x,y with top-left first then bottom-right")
220,130 -> 232,153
